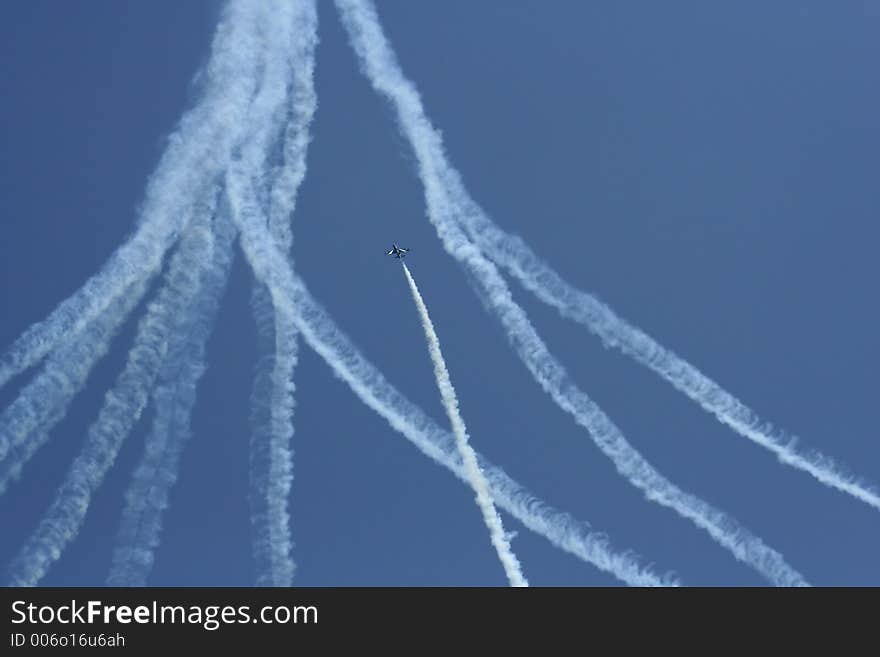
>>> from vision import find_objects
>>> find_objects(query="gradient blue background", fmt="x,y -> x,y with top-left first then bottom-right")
1,1 -> 878,586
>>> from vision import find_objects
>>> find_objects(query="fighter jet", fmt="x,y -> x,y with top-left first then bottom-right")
386,244 -> 410,259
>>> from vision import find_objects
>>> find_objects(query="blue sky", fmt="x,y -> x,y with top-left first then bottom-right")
1,1 -> 878,586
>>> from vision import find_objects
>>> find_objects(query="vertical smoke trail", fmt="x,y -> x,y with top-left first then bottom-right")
230,181 -> 298,588
0,277 -> 148,495
292,271 -> 678,586
7,212 -> 217,586
335,0 -> 808,586
245,0 -> 294,588
0,0 -> 262,390
230,0 -> 315,586
249,0 -> 318,587
336,3 -> 880,512
248,282 -> 284,585
266,0 -> 319,255
106,203 -> 236,587
402,263 -> 528,587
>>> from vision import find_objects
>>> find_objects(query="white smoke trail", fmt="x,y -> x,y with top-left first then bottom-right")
457,219 -> 880,512
230,0 -> 314,586
288,273 -> 678,587
106,204 -> 236,587
402,262 -> 528,587
231,183 -> 298,587
249,0 -> 318,587
0,277 -> 148,495
266,0 -> 319,256
7,213 -> 217,586
0,0 -> 262,390
248,283 -> 288,585
224,166 -> 675,587
335,0 -> 808,586
337,2 -> 880,513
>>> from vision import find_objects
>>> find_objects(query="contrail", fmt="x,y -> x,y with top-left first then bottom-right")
402,263 -> 528,587
230,181 -> 298,587
249,0 -> 318,587
336,3 -> 880,514
335,0 -> 808,586
288,273 -> 678,586
0,0 -> 262,390
0,277 -> 148,495
248,283 -> 290,586
458,220 -> 880,511
266,0 -> 319,257
7,214 -> 217,586
106,204 -> 236,587
229,0 -> 312,585
221,164 -> 675,588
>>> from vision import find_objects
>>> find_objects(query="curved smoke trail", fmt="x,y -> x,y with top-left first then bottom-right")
289,272 -> 678,587
0,0 -> 262,390
335,0 -> 808,586
455,217 -> 880,512
336,0 -> 879,514
0,276 -> 148,495
106,204 -> 236,587
8,213 -> 217,586
402,263 -> 528,587
225,166 -> 675,586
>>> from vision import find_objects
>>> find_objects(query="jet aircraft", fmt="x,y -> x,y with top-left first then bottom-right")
386,244 -> 410,259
